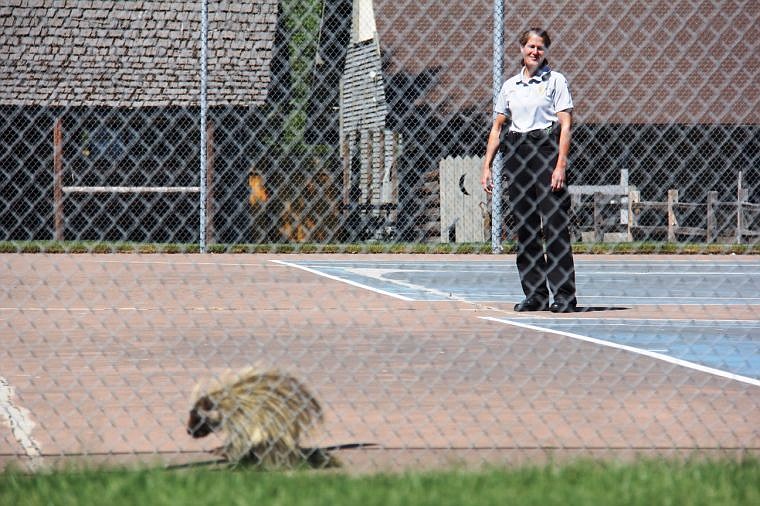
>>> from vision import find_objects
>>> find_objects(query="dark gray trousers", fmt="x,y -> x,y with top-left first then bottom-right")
503,130 -> 576,303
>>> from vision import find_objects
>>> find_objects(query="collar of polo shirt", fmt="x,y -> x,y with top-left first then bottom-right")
518,65 -> 552,85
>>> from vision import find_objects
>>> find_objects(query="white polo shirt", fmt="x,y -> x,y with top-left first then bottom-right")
494,65 -> 573,133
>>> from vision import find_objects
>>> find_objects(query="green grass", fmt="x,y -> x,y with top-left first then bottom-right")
1,458 -> 758,506
1,240 -> 758,255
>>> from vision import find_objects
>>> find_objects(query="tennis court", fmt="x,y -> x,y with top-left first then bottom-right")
277,257 -> 760,383
1,253 -> 758,472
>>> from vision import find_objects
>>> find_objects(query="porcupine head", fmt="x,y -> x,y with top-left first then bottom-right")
187,367 -> 324,466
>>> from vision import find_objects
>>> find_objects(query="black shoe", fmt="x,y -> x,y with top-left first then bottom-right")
514,298 -> 549,312
550,299 -> 577,313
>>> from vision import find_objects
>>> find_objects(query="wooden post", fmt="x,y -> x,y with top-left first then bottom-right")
204,119 -> 215,245
569,192 -> 580,243
342,134 -> 350,207
378,128 -> 385,205
706,191 -> 717,243
619,169 -> 629,228
737,187 -> 749,244
627,189 -> 640,241
391,132 -> 399,216
53,118 -> 63,241
593,192 -> 603,242
365,130 -> 373,208
667,189 -> 678,242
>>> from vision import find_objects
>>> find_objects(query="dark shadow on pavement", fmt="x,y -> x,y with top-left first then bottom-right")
574,306 -> 630,313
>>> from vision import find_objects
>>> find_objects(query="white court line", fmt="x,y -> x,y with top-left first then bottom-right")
504,318 -> 760,325
475,293 -> 760,302
340,267 -> 475,303
569,296 -> 760,300
286,267 -> 759,277
270,260 -> 415,301
269,262 -> 760,304
0,377 -> 43,469
576,271 -> 757,276
479,316 -> 760,387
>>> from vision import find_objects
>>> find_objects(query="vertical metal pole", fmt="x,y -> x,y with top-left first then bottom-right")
53,118 -> 64,241
205,120 -> 215,245
491,0 -> 504,253
199,0 -> 209,252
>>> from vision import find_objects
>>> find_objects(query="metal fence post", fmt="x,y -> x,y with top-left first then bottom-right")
491,0 -> 504,253
199,0 -> 209,252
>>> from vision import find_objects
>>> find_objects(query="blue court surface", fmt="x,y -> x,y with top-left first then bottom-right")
275,258 -> 760,384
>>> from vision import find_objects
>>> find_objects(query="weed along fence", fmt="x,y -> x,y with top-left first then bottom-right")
439,156 -> 758,244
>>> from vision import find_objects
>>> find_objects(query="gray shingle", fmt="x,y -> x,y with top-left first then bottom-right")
0,0 -> 279,107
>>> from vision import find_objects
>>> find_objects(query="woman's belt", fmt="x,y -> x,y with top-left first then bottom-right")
507,123 -> 557,140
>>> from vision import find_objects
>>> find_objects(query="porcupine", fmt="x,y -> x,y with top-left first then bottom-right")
187,367 -> 334,468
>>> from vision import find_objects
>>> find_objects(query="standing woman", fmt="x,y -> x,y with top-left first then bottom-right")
481,27 -> 577,313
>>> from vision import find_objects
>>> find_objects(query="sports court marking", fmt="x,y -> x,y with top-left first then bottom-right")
273,259 -> 760,305
271,260 -> 416,301
480,317 -> 760,387
497,317 -> 760,376
274,258 -> 760,385
0,377 -> 43,469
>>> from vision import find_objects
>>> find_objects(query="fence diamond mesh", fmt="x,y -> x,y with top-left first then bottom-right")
0,0 -> 758,472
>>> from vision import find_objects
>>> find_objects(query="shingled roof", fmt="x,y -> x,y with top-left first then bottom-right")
0,0 -> 279,107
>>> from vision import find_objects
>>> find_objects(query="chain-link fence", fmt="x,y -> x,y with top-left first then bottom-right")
2,0 -> 758,247
1,1 -> 758,472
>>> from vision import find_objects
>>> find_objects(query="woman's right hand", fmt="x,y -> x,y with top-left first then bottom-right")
481,166 -> 493,194
482,114 -> 507,195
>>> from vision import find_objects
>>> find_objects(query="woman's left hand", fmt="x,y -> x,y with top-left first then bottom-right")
551,166 -> 566,192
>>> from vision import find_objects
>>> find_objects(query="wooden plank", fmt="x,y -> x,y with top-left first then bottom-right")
632,201 -> 669,210
342,134 -> 350,206
593,192 -> 604,242
568,184 -> 628,195
674,226 -> 707,237
737,188 -> 749,244
706,191 -> 717,243
671,202 -> 701,210
365,130 -> 373,208
63,186 -> 201,193
667,189 -> 678,242
439,158 -> 453,242
390,132 -> 399,222
378,129 -> 388,203
627,189 -> 640,241
629,225 -> 667,234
